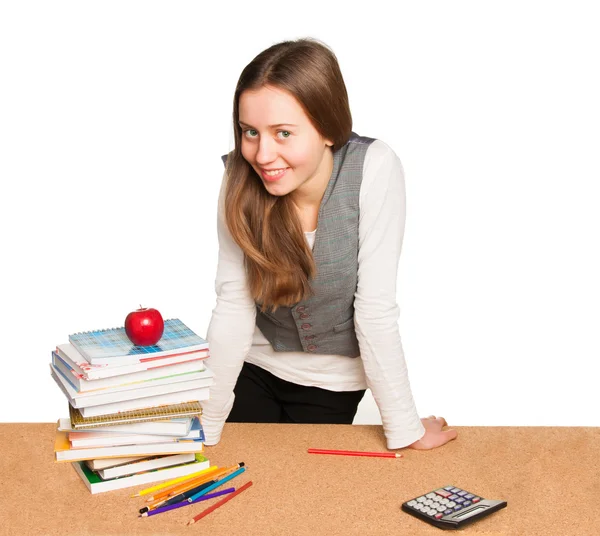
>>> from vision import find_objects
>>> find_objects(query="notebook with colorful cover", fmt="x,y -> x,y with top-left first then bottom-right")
50,363 -> 213,408
54,344 -> 208,381
68,318 -> 209,364
51,350 -> 208,392
72,453 -> 209,493
68,401 -> 202,429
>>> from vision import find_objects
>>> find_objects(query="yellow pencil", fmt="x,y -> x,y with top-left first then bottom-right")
130,466 -> 219,497
144,466 -> 226,502
146,465 -> 239,507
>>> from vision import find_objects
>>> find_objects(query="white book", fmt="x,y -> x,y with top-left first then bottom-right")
55,430 -> 204,462
50,363 -> 213,407
70,432 -> 179,448
85,456 -> 146,470
55,343 -> 208,381
71,454 -> 210,494
76,387 -> 210,418
97,453 -> 196,479
52,351 -> 208,393
57,416 -> 195,437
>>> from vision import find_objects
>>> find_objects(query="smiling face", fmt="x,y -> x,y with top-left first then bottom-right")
238,85 -> 334,199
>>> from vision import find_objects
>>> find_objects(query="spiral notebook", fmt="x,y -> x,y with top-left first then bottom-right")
68,318 -> 209,364
69,401 -> 203,429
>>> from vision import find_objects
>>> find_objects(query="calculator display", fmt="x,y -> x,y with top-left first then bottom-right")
453,505 -> 487,518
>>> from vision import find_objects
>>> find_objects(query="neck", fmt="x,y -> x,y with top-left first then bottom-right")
290,147 -> 334,211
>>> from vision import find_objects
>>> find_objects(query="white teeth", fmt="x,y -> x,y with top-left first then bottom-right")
264,168 -> 286,176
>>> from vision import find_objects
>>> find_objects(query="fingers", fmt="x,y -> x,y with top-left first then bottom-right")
443,428 -> 458,442
425,415 -> 448,427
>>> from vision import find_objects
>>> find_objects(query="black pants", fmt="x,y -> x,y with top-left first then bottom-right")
227,362 -> 366,424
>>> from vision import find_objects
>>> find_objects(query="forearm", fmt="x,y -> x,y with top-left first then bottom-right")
355,310 -> 426,449
202,295 -> 255,445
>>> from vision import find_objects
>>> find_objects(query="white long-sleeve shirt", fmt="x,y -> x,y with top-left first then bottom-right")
201,139 -> 426,450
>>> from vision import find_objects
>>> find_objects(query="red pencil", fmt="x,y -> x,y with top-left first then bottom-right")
307,448 -> 402,458
187,481 -> 253,525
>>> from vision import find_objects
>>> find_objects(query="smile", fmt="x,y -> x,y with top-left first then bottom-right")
260,167 -> 289,182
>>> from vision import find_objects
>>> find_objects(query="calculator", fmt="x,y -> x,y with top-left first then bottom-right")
401,485 -> 507,530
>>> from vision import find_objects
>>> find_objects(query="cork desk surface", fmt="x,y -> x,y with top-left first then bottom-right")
1,423 -> 599,536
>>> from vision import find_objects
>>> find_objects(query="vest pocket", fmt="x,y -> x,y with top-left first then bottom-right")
333,317 -> 355,333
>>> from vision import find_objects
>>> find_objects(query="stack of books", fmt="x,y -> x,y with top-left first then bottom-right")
50,318 -> 214,494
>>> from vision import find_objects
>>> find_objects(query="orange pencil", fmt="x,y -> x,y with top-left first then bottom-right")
131,465 -> 218,497
146,464 -> 241,503
146,472 -> 227,509
144,466 -> 223,502
187,481 -> 253,525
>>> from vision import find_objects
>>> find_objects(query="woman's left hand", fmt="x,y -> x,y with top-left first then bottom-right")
408,415 -> 458,450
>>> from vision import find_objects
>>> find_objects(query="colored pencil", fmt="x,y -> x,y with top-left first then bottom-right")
187,481 -> 253,525
307,448 -> 402,458
142,480 -> 216,513
139,488 -> 235,518
146,463 -> 243,503
187,467 -> 246,502
131,465 -> 219,497
145,469 -> 224,503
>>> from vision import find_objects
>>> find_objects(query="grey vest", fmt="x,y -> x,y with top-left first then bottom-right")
222,132 -> 376,357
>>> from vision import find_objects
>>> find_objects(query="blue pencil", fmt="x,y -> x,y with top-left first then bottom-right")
187,467 -> 246,502
139,480 -> 216,514
139,488 -> 235,517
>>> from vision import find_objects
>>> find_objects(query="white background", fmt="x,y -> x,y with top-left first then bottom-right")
1,1 -> 598,426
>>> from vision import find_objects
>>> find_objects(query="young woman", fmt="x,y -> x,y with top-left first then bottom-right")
201,38 -> 457,451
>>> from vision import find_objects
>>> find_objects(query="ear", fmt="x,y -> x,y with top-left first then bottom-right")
325,139 -> 334,147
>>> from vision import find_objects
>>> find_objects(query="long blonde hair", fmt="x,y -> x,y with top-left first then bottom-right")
225,38 -> 352,311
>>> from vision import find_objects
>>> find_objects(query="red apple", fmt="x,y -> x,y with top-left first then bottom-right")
124,306 -> 164,346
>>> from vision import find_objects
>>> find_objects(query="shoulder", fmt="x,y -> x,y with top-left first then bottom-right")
363,139 -> 403,173
359,139 -> 405,206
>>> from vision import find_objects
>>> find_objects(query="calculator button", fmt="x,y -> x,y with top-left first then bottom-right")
417,496 -> 427,503
464,494 -> 474,500
436,505 -> 446,512
453,505 -> 463,512
435,489 -> 452,498
407,500 -> 417,507
440,498 -> 449,505
463,501 -> 472,507
435,513 -> 444,520
455,497 -> 465,504
449,494 -> 459,500
444,486 -> 454,491
444,509 -> 454,515
472,497 -> 481,503
424,499 -> 433,506
457,491 -> 467,497
427,508 -> 437,516
450,487 -> 461,493
413,504 -> 423,511
426,493 -> 437,499
447,501 -> 456,508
